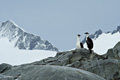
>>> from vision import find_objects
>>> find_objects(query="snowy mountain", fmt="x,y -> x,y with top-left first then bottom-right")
83,26 -> 120,55
0,20 -> 58,51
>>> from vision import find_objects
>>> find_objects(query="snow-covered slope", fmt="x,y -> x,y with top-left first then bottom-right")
83,26 -> 120,55
0,20 -> 58,51
0,38 -> 56,65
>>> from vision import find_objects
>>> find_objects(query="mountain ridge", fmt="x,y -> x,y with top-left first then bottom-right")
82,26 -> 120,54
0,20 -> 58,51
82,26 -> 120,44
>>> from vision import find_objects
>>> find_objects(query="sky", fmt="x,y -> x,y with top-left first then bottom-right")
0,0 -> 120,51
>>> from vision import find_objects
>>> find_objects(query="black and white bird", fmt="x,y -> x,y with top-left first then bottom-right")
85,32 -> 93,53
76,34 -> 84,49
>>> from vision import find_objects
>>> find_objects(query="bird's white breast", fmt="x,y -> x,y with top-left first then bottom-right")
76,36 -> 81,49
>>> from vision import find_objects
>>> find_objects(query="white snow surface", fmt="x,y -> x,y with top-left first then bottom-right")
0,38 -> 56,65
84,32 -> 120,55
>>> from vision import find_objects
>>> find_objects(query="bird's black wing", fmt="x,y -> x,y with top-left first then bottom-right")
80,42 -> 84,48
87,37 -> 93,49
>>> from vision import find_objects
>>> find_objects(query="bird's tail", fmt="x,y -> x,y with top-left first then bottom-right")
89,49 -> 92,53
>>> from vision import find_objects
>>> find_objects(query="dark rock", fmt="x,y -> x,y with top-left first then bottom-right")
30,48 -> 99,66
105,41 -> 120,59
0,63 -> 12,73
112,26 -> 120,34
2,65 -> 105,80
79,59 -> 120,80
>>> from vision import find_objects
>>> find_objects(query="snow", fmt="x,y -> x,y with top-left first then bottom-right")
84,32 -> 120,55
0,38 -> 56,65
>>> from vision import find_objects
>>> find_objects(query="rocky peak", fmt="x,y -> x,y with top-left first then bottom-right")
90,29 -> 102,39
112,26 -> 120,34
1,20 -> 17,29
117,26 -> 120,31
0,20 -> 59,51
94,29 -> 102,37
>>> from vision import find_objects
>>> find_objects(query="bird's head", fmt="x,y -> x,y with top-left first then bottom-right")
78,34 -> 80,37
85,32 -> 89,35
85,32 -> 89,37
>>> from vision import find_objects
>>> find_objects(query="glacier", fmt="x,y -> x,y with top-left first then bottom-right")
0,38 -> 56,65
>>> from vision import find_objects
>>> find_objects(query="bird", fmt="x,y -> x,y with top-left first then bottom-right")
85,32 -> 93,53
76,34 -> 84,49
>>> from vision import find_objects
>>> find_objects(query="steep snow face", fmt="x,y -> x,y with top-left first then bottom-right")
0,38 -> 56,65
93,32 -> 120,54
0,20 -> 58,51
84,27 -> 120,55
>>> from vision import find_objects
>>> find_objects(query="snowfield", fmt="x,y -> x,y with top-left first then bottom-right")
0,38 -> 57,65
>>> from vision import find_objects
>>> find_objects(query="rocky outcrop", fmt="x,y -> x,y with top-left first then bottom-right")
1,65 -> 105,80
0,63 -> 12,73
28,42 -> 120,80
105,41 -> 120,59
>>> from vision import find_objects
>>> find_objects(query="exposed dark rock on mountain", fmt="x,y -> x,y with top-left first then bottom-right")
112,26 -> 120,34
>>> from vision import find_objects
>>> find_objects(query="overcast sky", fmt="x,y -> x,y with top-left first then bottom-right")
0,0 -> 120,51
